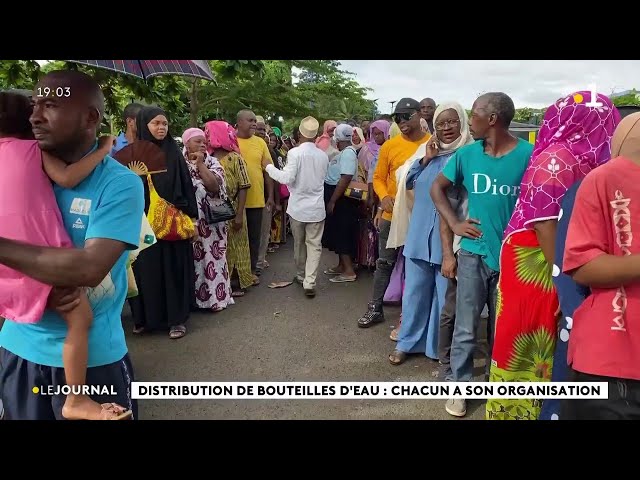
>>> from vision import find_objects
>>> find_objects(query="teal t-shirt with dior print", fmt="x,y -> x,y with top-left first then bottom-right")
441,138 -> 532,271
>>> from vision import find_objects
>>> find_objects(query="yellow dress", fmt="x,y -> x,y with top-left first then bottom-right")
218,152 -> 254,290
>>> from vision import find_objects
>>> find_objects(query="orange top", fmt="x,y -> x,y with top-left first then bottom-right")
373,132 -> 430,221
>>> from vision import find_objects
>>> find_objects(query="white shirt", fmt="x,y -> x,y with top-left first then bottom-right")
265,141 -> 329,223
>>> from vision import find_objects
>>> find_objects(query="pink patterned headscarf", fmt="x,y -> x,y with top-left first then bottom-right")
204,120 -> 241,155
505,90 -> 621,239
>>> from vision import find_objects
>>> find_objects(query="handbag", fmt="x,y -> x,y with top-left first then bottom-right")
344,154 -> 369,202
202,194 -> 236,225
279,183 -> 290,200
383,247 -> 405,305
146,175 -> 196,241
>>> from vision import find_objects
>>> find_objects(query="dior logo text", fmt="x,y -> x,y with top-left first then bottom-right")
472,174 -> 520,197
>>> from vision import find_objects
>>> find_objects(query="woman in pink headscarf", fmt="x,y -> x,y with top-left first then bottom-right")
182,127 -> 234,312
203,121 -> 255,296
315,120 -> 337,151
486,91 -> 620,420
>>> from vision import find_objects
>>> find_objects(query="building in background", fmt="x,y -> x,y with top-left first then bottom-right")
509,121 -> 540,144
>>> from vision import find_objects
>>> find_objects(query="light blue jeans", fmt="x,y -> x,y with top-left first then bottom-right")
449,249 -> 499,382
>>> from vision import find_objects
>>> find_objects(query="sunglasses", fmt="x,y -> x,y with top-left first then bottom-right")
393,111 -> 417,124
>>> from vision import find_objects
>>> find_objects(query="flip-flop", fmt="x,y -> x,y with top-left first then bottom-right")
329,275 -> 357,283
323,268 -> 342,275
101,403 -> 133,420
390,328 -> 398,341
389,350 -> 407,365
169,325 -> 187,339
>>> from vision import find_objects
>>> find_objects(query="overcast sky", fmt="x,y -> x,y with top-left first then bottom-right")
337,60 -> 640,113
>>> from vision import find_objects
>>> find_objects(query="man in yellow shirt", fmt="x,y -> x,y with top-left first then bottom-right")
236,109 -> 275,276
358,98 -> 430,328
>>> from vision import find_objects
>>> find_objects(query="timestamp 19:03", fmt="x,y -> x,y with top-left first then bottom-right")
36,87 -> 71,98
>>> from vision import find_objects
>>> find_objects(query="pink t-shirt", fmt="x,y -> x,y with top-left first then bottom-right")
0,137 -> 72,323
563,156 -> 640,380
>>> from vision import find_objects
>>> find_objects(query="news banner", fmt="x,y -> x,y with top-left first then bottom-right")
131,382 -> 608,399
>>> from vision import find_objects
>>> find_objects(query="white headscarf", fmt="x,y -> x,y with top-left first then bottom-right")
432,101 -> 473,154
432,101 -> 474,255
352,127 -> 365,149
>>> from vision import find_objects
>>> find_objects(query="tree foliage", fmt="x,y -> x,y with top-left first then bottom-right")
0,60 -> 377,137
513,107 -> 546,125
611,90 -> 640,107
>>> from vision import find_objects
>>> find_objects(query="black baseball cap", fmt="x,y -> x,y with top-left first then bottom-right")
393,98 -> 420,114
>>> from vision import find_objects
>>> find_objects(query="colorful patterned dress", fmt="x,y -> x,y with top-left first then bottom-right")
187,155 -> 234,311
270,147 -> 288,244
218,152 -> 254,290
486,91 -> 620,420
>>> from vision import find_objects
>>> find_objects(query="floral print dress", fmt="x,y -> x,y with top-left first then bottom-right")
187,155 -> 234,311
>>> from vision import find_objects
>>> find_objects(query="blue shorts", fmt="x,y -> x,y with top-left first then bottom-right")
0,347 -> 138,420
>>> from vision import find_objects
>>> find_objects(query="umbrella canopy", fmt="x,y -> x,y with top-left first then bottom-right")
64,60 -> 215,82
1,88 -> 33,97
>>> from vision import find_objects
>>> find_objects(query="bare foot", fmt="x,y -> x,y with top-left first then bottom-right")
62,395 -> 131,420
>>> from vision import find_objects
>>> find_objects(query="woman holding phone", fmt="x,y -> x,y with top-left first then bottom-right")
388,102 -> 473,365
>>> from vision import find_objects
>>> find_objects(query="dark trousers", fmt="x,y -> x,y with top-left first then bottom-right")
371,219 -> 398,312
0,348 -> 137,420
245,207 -> 264,272
438,277 -> 457,380
561,369 -> 640,420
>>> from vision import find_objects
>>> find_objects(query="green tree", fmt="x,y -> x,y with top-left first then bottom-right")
190,60 -> 375,131
514,107 -> 546,125
0,60 -> 377,136
612,90 -> 640,107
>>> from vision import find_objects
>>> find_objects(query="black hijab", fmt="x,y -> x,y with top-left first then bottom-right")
136,106 -> 198,218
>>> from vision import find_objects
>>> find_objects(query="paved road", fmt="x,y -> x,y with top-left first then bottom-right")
124,241 -> 489,420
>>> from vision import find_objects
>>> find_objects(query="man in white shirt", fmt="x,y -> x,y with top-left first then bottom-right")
263,116 -> 329,297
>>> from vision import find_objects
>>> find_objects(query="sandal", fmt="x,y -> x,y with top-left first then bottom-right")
389,350 -> 407,365
323,268 -> 342,275
231,290 -> 245,297
133,326 -> 145,335
390,328 -> 398,341
169,325 -> 187,339
101,403 -> 133,420
329,274 -> 357,283
252,275 -> 260,286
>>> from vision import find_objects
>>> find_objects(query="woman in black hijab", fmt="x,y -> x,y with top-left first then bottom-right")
129,106 -> 199,339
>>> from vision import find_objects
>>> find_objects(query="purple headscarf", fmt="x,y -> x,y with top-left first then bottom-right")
366,120 -> 391,158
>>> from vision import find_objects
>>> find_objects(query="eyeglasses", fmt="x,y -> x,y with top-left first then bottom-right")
435,119 -> 460,130
392,112 -> 416,124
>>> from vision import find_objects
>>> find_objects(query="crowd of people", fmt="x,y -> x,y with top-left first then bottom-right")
0,67 -> 639,421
